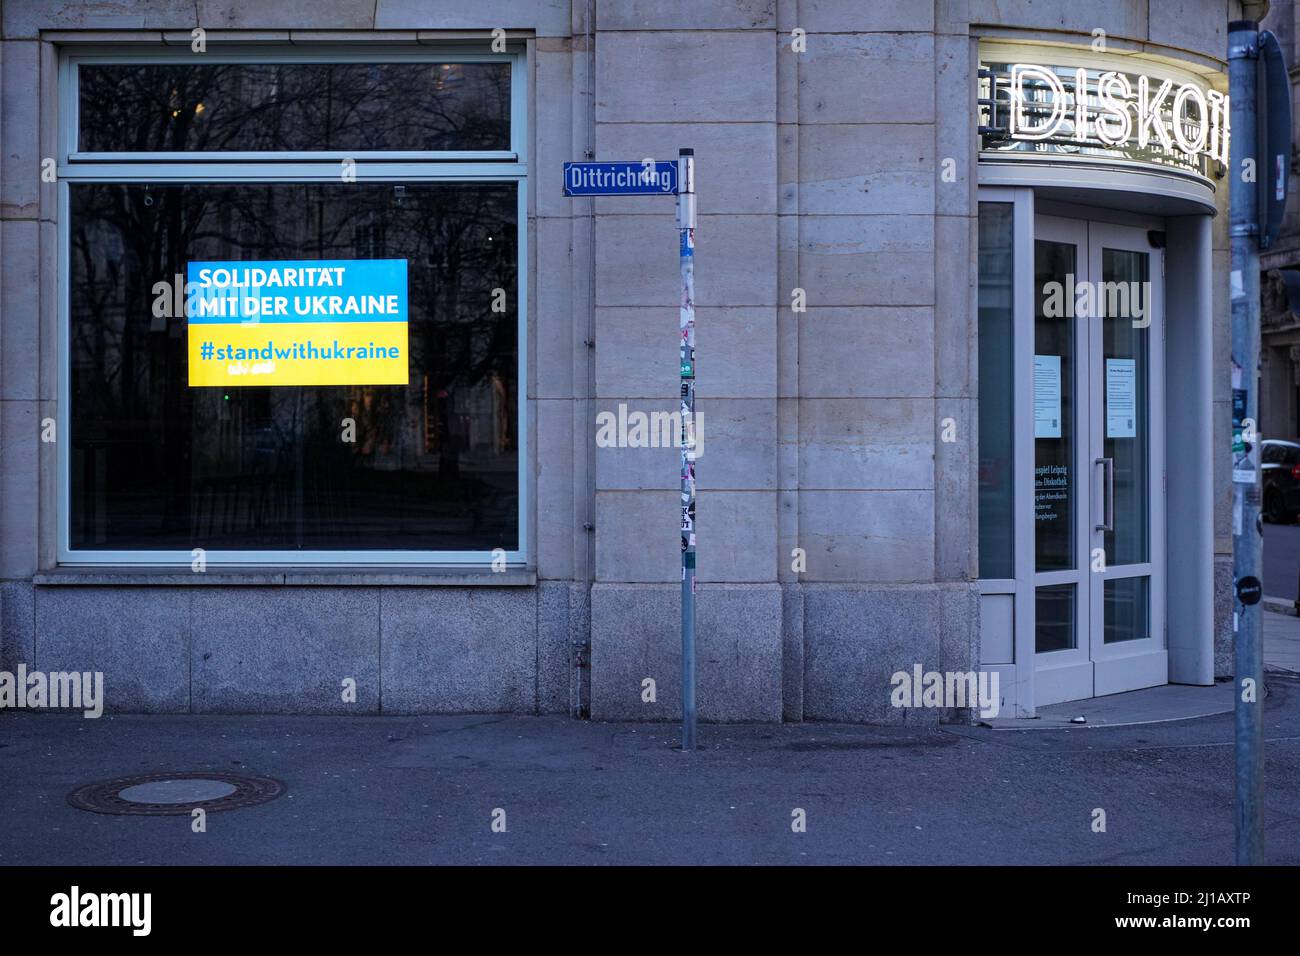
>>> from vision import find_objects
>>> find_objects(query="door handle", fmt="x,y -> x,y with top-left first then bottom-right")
1095,457 -> 1114,532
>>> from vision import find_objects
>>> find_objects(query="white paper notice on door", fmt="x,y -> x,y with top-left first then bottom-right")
1106,357 -> 1137,438
1033,355 -> 1062,438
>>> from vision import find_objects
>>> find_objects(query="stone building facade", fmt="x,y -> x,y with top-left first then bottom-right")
0,1 -> 1241,721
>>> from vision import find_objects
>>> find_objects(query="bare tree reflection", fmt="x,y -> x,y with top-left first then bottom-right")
70,182 -> 518,551
78,62 -> 511,152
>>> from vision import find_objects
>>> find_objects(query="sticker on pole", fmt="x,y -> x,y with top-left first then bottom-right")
563,161 -> 678,196
1232,388 -> 1258,483
186,260 -> 409,387
1236,576 -> 1262,606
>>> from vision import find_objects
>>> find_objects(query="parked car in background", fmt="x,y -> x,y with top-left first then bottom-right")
1262,439 -> 1300,523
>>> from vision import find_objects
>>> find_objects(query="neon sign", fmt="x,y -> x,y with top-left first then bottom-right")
980,58 -> 1229,181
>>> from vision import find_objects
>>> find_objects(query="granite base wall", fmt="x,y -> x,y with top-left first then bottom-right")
0,582 -> 578,716
3,579 -> 980,723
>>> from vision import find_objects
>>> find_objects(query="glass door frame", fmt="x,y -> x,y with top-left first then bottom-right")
1031,216 -> 1094,705
1085,220 -> 1168,697
976,186 -> 1037,718
977,186 -> 1170,715
1032,213 -> 1168,705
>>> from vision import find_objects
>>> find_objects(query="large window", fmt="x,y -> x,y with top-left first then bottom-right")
59,48 -> 526,565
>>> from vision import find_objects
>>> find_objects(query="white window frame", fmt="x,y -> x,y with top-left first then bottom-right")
976,185 -> 1037,717
56,44 -> 529,569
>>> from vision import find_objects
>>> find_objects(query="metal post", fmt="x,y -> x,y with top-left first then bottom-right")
677,148 -> 697,751
1228,19 -> 1264,866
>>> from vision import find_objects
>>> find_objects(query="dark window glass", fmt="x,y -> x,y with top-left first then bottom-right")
1101,247 -> 1150,566
69,181 -> 518,551
1104,576 -> 1150,644
1034,239 -> 1077,572
1035,583 -> 1076,652
977,202 -> 1016,579
78,62 -> 511,153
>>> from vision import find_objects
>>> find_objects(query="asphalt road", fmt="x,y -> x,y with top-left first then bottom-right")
2,679 -> 1298,865
1264,522 -> 1300,601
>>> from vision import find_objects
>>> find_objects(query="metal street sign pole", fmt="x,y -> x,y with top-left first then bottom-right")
1228,19 -> 1264,866
677,148 -> 698,752
562,152 -> 697,749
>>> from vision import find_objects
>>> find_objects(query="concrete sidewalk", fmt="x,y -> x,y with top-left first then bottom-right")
2,674 -> 1298,865
984,681 -> 1237,729
1265,608 -> 1300,675
971,608 -> 1298,731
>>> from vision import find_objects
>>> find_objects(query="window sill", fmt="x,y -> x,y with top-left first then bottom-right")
34,568 -> 538,587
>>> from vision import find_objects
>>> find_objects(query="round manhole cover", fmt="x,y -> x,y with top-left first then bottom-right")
118,779 -> 239,804
68,771 -> 284,816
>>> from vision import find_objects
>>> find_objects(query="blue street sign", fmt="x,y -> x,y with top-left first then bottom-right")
563,160 -> 678,197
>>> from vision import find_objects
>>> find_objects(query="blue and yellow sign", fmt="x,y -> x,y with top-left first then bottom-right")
186,259 -> 409,387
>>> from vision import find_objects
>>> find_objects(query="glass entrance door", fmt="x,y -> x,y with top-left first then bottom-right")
1086,222 -> 1167,697
1032,216 -> 1166,705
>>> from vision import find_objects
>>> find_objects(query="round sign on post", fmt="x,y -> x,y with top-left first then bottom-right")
1236,575 -> 1263,606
